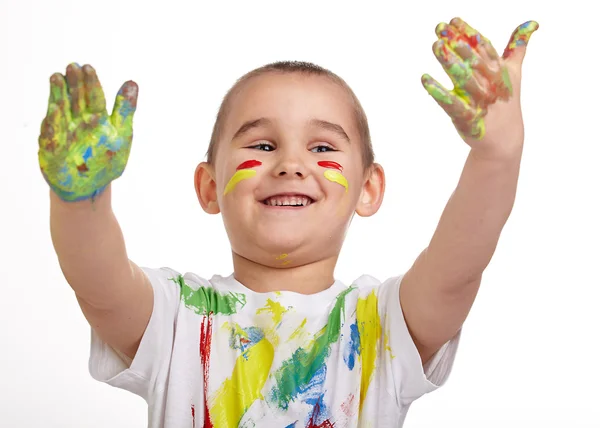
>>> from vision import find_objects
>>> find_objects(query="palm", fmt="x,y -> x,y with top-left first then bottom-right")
38,63 -> 138,202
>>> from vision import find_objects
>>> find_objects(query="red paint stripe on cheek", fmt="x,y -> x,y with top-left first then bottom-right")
236,160 -> 262,170
317,161 -> 343,172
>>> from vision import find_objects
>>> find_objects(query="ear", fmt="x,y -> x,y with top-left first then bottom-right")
194,162 -> 220,214
356,163 -> 385,217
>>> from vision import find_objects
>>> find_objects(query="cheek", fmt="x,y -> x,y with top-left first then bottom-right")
224,170 -> 257,195
323,170 -> 348,192
222,160 -> 263,195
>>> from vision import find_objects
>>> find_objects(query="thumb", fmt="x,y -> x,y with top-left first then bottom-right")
111,80 -> 139,131
502,21 -> 539,65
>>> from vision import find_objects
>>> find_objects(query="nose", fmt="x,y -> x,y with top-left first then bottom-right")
274,148 -> 306,179
278,167 -> 304,178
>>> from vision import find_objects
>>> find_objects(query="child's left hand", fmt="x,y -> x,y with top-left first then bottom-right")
422,18 -> 538,161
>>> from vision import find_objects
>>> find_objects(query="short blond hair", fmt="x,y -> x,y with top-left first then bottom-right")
206,61 -> 374,169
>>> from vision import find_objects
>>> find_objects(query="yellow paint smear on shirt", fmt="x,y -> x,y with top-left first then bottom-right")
210,337 -> 274,428
356,291 -> 381,412
324,170 -> 348,192
224,169 -> 256,195
288,318 -> 307,342
256,299 -> 287,347
257,299 -> 287,325
384,329 -> 395,359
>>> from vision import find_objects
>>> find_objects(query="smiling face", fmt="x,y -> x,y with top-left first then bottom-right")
196,72 -> 384,268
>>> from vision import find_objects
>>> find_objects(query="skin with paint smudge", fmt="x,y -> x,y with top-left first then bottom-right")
223,160 -> 262,195
422,19 -> 538,142
38,63 -> 138,201
318,161 -> 348,192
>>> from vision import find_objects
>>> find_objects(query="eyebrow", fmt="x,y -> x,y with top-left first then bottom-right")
231,117 -> 351,143
232,118 -> 273,141
309,119 -> 350,144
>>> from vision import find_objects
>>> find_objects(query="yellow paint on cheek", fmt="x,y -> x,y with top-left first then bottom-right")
224,169 -> 256,195
209,337 -> 274,428
324,169 -> 348,192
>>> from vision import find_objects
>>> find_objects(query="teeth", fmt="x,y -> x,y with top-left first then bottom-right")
265,196 -> 311,206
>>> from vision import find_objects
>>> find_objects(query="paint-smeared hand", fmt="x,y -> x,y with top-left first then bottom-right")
422,19 -> 538,157
38,63 -> 138,202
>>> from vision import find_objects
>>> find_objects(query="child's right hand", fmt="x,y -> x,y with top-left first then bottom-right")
38,63 -> 138,202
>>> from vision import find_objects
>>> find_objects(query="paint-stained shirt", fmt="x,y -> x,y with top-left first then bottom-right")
89,267 -> 460,427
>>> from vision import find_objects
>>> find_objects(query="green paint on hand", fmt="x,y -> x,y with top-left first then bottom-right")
501,67 -> 513,96
38,63 -> 138,202
423,78 -> 453,105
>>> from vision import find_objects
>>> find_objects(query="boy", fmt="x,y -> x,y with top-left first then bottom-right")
38,18 -> 538,428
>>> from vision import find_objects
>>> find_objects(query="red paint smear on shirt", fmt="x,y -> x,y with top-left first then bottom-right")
306,401 -> 335,428
191,405 -> 196,428
200,316 -> 214,428
236,160 -> 262,170
317,161 -> 343,172
340,394 -> 355,417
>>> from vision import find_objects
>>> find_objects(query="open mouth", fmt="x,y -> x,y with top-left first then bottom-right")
261,194 -> 315,207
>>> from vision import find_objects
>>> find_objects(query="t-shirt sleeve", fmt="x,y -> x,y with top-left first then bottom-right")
88,267 -> 182,402
377,275 -> 461,406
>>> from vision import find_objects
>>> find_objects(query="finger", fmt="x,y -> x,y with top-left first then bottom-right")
48,73 -> 72,123
38,104 -> 63,152
502,20 -> 539,60
421,74 -> 486,140
447,18 -> 512,101
111,80 -> 139,133
421,74 -> 476,120
449,17 -> 501,62
65,63 -> 86,117
82,64 -> 107,114
432,39 -> 488,105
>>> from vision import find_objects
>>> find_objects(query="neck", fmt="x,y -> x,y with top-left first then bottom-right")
232,252 -> 338,294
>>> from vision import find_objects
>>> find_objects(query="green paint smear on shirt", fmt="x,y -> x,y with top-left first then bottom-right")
170,275 -> 246,315
269,285 -> 356,409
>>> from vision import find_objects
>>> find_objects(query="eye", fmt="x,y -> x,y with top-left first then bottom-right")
310,144 -> 336,153
248,142 -> 275,151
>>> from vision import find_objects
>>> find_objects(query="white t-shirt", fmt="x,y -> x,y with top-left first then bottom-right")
89,267 -> 460,427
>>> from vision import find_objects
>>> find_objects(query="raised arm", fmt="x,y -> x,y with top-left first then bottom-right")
40,63 -> 152,359
400,19 -> 539,363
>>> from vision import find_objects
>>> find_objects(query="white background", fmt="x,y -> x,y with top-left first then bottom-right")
1,0 -> 598,426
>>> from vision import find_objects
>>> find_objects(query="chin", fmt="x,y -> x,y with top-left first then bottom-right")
254,224 -> 310,252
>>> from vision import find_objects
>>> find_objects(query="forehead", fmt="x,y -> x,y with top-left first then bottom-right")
224,72 -> 358,139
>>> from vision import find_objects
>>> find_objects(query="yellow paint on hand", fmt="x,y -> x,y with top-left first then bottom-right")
210,337 -> 274,428
324,169 -> 348,192
224,169 -> 257,195
356,291 -> 381,412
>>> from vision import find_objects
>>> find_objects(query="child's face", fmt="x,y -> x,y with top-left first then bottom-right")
197,73 -> 383,267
